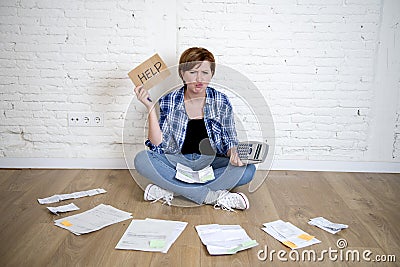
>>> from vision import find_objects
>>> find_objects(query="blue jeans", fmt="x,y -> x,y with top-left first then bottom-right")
134,150 -> 256,204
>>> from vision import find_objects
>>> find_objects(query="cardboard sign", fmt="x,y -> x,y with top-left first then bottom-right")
128,53 -> 170,90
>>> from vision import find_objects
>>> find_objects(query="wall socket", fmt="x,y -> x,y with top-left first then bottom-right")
68,112 -> 104,127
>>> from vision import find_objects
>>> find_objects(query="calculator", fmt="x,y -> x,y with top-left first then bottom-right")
237,141 -> 269,164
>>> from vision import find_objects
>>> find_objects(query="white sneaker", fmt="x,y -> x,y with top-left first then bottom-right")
214,191 -> 249,212
144,184 -> 174,206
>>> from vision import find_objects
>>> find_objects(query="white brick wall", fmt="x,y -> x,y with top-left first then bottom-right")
1,0 -> 399,169
177,0 -> 399,163
0,0 -> 154,159
394,110 -> 400,159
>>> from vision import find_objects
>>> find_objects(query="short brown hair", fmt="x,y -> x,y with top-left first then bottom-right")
178,47 -> 215,80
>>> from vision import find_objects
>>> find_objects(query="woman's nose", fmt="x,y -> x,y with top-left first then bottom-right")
196,73 -> 204,82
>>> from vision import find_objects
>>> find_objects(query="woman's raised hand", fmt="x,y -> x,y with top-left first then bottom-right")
134,85 -> 153,110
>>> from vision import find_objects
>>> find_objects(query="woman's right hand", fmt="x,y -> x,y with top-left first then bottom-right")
134,85 -> 153,110
134,85 -> 163,146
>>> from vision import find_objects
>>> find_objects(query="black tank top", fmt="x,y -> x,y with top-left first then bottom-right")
181,119 -> 214,155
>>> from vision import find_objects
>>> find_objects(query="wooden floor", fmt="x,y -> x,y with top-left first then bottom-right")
0,169 -> 399,267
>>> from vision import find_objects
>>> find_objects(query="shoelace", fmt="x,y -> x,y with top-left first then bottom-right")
162,194 -> 173,206
146,185 -> 174,206
213,203 -> 235,212
214,195 -> 239,212
150,193 -> 173,206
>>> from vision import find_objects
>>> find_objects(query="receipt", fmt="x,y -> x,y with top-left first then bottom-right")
308,217 -> 348,234
38,188 -> 107,204
47,203 -> 80,215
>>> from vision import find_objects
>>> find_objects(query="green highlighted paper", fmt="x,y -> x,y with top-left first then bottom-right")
116,218 -> 188,253
228,240 -> 259,254
149,239 -> 166,249
195,224 -> 259,255
175,163 -> 215,183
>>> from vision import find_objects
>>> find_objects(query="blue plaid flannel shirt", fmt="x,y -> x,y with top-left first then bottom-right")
145,86 -> 238,155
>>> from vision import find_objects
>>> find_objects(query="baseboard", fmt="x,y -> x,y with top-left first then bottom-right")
271,159 -> 400,173
0,157 -> 399,173
0,158 -> 128,169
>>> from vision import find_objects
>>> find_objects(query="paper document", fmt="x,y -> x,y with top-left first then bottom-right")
54,204 -> 132,235
175,163 -> 215,183
38,188 -> 107,204
116,218 -> 187,253
262,220 -> 321,249
47,203 -> 79,215
195,224 -> 258,255
308,217 -> 348,234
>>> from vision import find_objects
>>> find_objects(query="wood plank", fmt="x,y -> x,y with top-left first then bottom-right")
0,169 -> 398,267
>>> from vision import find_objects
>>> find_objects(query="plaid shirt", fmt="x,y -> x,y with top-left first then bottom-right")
145,86 -> 238,155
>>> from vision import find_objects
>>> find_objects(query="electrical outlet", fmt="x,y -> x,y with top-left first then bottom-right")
68,112 -> 89,127
91,113 -> 104,127
68,112 -> 104,127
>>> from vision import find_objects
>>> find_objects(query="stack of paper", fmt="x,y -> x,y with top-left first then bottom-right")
115,218 -> 187,253
262,220 -> 321,249
175,163 -> 215,183
308,217 -> 348,234
38,188 -> 107,204
47,203 -> 80,215
54,204 -> 132,235
195,224 -> 258,255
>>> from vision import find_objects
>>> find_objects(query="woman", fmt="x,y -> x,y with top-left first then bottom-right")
134,47 -> 256,211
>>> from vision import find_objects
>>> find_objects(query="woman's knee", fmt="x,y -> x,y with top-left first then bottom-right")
236,164 -> 256,186
247,164 -> 256,176
134,150 -> 150,173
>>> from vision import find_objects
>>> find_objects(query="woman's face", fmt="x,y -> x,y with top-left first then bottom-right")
181,61 -> 213,95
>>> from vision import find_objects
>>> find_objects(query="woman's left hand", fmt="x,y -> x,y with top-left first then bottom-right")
228,147 -> 244,167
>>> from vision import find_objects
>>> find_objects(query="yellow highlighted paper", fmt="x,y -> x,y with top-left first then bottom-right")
61,220 -> 72,227
297,234 -> 314,241
282,241 -> 298,249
